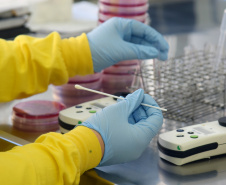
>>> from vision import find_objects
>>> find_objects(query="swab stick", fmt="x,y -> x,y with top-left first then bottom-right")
75,84 -> 167,111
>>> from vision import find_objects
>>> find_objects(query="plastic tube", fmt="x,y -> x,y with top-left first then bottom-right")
216,9 -> 226,70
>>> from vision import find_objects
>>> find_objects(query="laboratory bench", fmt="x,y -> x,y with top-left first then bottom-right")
2,0 -> 226,184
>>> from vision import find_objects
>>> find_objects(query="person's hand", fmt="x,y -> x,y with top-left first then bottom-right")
87,17 -> 169,72
80,89 -> 163,166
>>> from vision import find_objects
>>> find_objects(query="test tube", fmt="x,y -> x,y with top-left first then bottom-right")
216,9 -> 226,71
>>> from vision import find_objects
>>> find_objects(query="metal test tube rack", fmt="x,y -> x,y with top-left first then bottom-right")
130,49 -> 226,123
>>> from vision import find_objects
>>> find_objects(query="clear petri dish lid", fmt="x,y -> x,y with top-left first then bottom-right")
99,0 -> 148,6
13,100 -> 66,119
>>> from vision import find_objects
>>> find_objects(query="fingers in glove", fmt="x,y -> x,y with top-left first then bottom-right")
124,19 -> 169,53
132,105 -> 147,123
134,94 -> 163,135
123,89 -> 144,115
125,43 -> 168,61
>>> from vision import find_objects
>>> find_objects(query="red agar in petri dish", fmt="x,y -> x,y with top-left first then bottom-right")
12,100 -> 66,132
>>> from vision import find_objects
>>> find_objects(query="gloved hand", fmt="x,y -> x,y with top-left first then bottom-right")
81,89 -> 163,166
87,17 -> 169,72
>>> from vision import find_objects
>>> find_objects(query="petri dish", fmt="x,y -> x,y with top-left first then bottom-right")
98,11 -> 147,22
12,100 -> 66,132
99,0 -> 148,6
101,73 -> 134,90
115,60 -> 140,66
68,73 -> 101,83
52,78 -> 102,97
99,2 -> 149,14
102,64 -> 139,74
53,93 -> 103,108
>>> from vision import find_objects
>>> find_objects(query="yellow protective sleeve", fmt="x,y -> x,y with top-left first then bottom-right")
0,126 -> 102,185
80,169 -> 114,185
0,32 -> 94,102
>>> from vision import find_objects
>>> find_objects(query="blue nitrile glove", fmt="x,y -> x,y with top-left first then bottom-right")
87,17 -> 169,72
81,89 -> 163,166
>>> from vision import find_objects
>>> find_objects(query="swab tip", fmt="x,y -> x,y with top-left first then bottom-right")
74,84 -> 83,89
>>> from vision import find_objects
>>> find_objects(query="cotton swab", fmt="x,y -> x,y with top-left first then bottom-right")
74,84 -> 167,111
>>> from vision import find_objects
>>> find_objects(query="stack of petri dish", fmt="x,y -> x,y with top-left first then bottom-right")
52,73 -> 103,107
102,60 -> 140,94
98,0 -> 148,94
98,0 -> 149,24
12,100 -> 66,132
